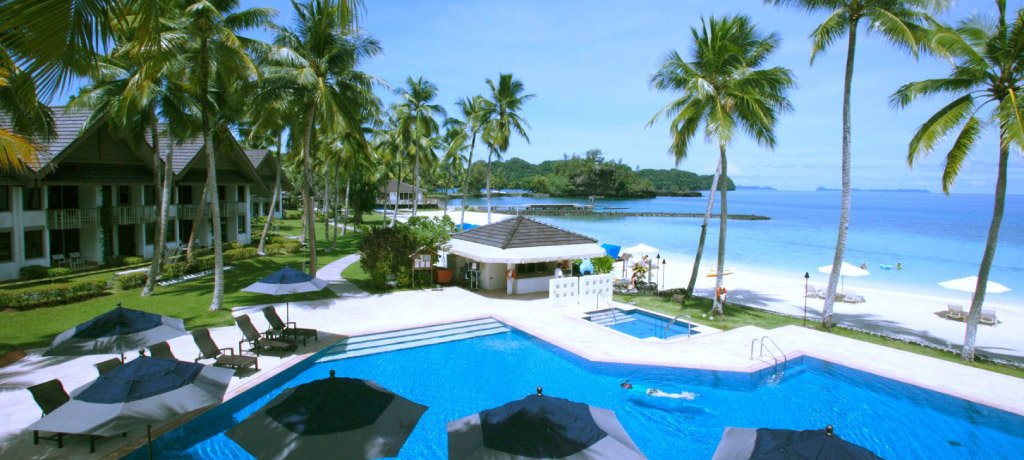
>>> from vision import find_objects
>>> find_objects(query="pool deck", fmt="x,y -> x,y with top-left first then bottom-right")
1,254 -> 1022,459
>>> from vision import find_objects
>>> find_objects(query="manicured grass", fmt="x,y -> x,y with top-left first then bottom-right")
618,294 -> 1024,380
0,218 -> 360,356
340,260 -> 374,292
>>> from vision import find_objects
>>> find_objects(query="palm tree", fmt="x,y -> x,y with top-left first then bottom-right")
245,93 -> 293,254
395,76 -> 444,218
649,15 -> 795,316
891,0 -> 1021,361
454,95 -> 491,228
174,0 -> 275,310
262,0 -> 377,276
438,122 -> 469,215
767,0 -> 948,328
481,74 -> 533,224
0,52 -> 55,171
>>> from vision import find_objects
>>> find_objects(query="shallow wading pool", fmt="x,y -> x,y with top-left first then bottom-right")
126,324 -> 1024,459
585,308 -> 700,339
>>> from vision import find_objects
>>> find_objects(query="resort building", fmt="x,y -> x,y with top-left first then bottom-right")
447,215 -> 605,294
0,107 -> 267,281
377,180 -> 428,209
244,149 -> 289,220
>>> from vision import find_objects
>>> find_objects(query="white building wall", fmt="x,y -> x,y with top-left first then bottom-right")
480,262 -> 507,291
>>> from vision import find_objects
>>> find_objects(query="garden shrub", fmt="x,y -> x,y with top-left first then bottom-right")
224,248 -> 258,263
357,225 -> 420,290
19,265 -> 49,280
123,256 -> 145,266
0,279 -> 108,310
46,267 -> 72,278
105,256 -> 127,268
591,256 -> 614,275
116,272 -> 148,290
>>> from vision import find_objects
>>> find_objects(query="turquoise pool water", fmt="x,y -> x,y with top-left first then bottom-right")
588,309 -> 699,339
128,327 -> 1024,459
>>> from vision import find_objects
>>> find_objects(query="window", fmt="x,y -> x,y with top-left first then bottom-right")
0,232 -> 11,262
217,185 -> 226,202
237,215 -> 245,233
0,185 -> 10,212
179,220 -> 192,243
49,229 -> 79,257
47,185 -> 78,209
166,220 -> 176,242
145,223 -> 155,245
144,186 -> 156,206
24,229 -> 43,259
118,186 -> 131,206
178,186 -> 193,205
236,186 -> 245,202
23,187 -> 42,210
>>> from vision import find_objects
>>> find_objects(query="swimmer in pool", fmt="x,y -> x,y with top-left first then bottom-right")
621,380 -> 697,400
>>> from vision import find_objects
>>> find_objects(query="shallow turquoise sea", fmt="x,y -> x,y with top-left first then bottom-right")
452,191 -> 1024,302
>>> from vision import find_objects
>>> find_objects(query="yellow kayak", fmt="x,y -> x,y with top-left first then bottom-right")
707,268 -> 735,277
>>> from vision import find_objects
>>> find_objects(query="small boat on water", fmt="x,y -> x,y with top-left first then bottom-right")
707,267 -> 735,277
879,264 -> 893,270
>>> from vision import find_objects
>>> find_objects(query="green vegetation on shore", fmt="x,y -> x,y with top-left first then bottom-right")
618,294 -> 1024,380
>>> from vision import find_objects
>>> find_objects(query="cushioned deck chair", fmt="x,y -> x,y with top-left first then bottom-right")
191,328 -> 258,372
805,284 -> 819,298
94,358 -> 122,375
28,379 -> 69,449
981,309 -> 998,326
262,307 -> 317,346
148,341 -> 176,360
843,290 -> 865,303
946,305 -> 964,320
235,314 -> 296,357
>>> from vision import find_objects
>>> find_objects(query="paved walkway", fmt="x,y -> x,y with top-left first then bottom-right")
1,255 -> 1022,460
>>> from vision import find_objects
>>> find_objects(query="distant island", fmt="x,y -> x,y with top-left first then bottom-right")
457,149 -> 735,198
815,187 -> 930,193
736,185 -> 777,191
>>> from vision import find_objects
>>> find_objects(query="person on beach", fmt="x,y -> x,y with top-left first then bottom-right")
860,262 -> 867,269
897,262 -> 902,270
620,380 -> 697,400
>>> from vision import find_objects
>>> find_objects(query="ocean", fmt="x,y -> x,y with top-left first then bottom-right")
450,191 -> 1024,302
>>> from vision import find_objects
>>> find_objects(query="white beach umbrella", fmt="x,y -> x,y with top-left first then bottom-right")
818,262 -> 869,292
939,276 -> 1011,294
624,243 -> 659,255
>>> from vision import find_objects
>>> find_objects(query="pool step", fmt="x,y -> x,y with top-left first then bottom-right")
588,311 -> 636,326
317,318 -> 510,363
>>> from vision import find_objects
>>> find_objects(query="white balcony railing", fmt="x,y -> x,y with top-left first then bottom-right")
116,205 -> 158,225
221,201 -> 246,217
48,208 -> 100,229
172,202 -> 246,220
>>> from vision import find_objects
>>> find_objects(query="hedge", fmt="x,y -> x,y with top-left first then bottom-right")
264,242 -> 302,255
224,248 -> 259,263
19,265 -> 49,280
0,280 -> 109,310
161,256 -> 217,280
123,256 -> 145,266
116,272 -> 148,290
47,267 -> 72,278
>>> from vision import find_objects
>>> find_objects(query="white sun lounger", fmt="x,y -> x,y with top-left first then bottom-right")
805,284 -> 819,298
946,305 -> 964,320
980,309 -> 998,326
843,290 -> 865,303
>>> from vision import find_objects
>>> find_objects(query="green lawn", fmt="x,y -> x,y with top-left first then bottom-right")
0,217 -> 363,356
340,260 -> 374,292
619,294 -> 1024,380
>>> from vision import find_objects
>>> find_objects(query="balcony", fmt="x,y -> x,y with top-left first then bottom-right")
221,201 -> 246,217
116,205 -> 158,225
172,202 -> 246,220
48,208 -> 100,229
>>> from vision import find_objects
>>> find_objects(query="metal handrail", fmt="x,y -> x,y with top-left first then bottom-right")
760,336 -> 787,368
750,335 -> 787,371
596,292 -> 619,325
663,314 -> 692,339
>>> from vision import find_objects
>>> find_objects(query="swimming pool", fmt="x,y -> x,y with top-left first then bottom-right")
127,325 -> 1024,459
586,308 -> 699,339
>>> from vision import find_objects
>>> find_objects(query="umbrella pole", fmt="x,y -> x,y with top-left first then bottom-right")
286,300 -> 290,324
148,424 -> 153,460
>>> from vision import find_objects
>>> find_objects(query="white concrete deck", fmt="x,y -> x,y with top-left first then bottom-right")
0,254 -> 1022,460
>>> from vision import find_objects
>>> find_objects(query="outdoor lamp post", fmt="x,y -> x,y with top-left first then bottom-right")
803,272 -> 810,327
662,259 -> 667,288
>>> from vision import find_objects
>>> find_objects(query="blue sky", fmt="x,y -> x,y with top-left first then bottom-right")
61,0 -> 1024,194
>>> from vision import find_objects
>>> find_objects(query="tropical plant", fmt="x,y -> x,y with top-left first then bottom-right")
481,74 -> 533,223
890,0 -> 1019,360
438,121 -> 468,215
0,53 -> 55,172
395,76 -> 444,218
262,0 -> 377,275
453,95 -> 491,228
767,0 -> 949,328
649,14 -> 795,316
173,0 -> 275,310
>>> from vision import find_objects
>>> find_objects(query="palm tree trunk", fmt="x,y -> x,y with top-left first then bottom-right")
711,146 -> 728,316
391,161 -> 403,228
331,162 -> 339,249
486,150 -> 493,224
962,145 -> 1009,361
302,106 -> 318,275
143,114 -> 170,297
685,159 -> 721,299
412,150 -> 420,217
459,131 -> 477,229
186,179 -> 208,263
342,175 -> 351,235
257,132 -> 282,254
822,21 -> 858,329
322,168 -> 329,238
199,37 -> 224,311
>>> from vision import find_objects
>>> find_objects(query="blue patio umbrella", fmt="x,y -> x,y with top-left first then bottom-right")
44,304 -> 187,360
28,357 -> 233,459
457,223 -> 479,231
242,267 -> 328,322
226,370 -> 428,460
448,388 -> 646,460
600,243 -> 622,260
711,425 -> 885,460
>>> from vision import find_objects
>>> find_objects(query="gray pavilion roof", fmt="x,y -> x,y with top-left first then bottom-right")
244,148 -> 269,168
0,106 -> 94,172
381,179 -> 423,194
451,216 -> 597,249
156,130 -> 206,175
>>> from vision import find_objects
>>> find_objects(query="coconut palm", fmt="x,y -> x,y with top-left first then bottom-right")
395,76 -> 445,217
649,15 -> 795,316
891,0 -> 1021,361
262,0 -> 378,276
246,92 -> 293,254
454,95 -> 492,228
481,74 -> 533,224
438,122 -> 469,215
0,53 -> 55,171
173,0 -> 275,310
767,0 -> 949,328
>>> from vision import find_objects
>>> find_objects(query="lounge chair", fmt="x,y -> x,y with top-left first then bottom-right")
262,307 -> 317,346
191,328 -> 259,372
805,284 -> 819,298
28,379 -> 70,448
235,314 -> 296,356
148,341 -> 176,360
843,290 -> 865,303
946,305 -> 965,320
981,309 -> 998,326
94,358 -> 122,375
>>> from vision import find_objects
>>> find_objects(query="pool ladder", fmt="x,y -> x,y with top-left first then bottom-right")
596,292 -> 620,325
661,314 -> 692,339
750,336 -> 787,384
